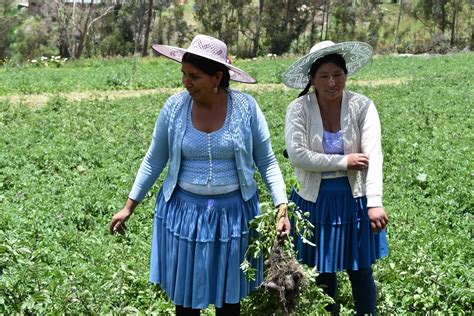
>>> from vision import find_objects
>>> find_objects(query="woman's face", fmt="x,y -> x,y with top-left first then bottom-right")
181,62 -> 221,102
311,62 -> 347,103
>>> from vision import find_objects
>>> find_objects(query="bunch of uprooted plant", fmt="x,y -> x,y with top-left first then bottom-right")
263,237 -> 307,315
242,202 -> 318,315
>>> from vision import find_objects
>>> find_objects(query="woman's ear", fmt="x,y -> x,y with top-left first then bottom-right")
214,71 -> 223,87
310,77 -> 316,89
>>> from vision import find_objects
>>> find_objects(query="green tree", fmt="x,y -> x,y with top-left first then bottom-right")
0,0 -> 24,60
94,4 -> 135,57
262,0 -> 313,55
413,0 -> 449,34
43,0 -> 115,59
151,0 -> 191,47
332,0 -> 357,41
410,0 -> 472,49
446,0 -> 470,46
142,0 -> 153,56
8,16 -> 58,61
193,0 -> 251,48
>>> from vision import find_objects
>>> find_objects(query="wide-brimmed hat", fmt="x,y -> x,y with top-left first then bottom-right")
283,41 -> 373,89
152,34 -> 256,84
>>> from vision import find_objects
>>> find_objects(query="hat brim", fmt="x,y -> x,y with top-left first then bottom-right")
152,44 -> 256,84
283,42 -> 373,89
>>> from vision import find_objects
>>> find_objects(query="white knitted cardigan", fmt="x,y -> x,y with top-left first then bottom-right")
285,90 -> 383,207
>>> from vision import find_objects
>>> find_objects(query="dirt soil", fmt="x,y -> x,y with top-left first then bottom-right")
0,79 -> 406,108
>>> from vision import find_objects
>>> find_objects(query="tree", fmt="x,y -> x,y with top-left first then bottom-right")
332,0 -> 357,41
320,0 -> 331,41
252,0 -> 265,56
0,0 -> 24,60
262,0 -> 312,55
471,0 -> 474,49
412,0 -> 449,35
44,0 -> 115,59
393,0 -> 404,50
9,16 -> 59,60
306,1 -> 325,47
409,0 -> 472,50
194,0 -> 244,46
151,0 -> 190,47
94,3 -> 135,57
142,0 -> 153,56
447,0 -> 468,46
235,0 -> 265,57
356,0 -> 384,48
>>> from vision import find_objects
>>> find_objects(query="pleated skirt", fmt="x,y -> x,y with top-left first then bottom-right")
290,177 -> 388,273
149,186 -> 263,309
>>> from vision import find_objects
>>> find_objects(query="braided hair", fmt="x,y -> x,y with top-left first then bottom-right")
284,54 -> 348,159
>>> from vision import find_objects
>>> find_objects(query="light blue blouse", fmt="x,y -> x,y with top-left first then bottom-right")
321,130 -> 347,178
178,100 -> 239,194
128,90 -> 287,206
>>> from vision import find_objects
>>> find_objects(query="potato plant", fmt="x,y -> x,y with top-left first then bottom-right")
1,53 -> 473,314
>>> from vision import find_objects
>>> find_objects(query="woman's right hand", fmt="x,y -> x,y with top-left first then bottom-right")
347,153 -> 369,170
109,207 -> 133,235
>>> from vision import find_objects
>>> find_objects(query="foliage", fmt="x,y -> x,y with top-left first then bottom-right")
193,0 -> 248,45
96,30 -> 135,57
0,0 -> 25,60
0,53 -> 473,314
2,1 -> 474,62
152,0 -> 192,47
261,0 -> 313,55
241,202 -> 322,314
41,0 -> 116,59
92,4 -> 135,57
408,0 -> 472,48
332,0 -> 357,42
7,16 -> 59,63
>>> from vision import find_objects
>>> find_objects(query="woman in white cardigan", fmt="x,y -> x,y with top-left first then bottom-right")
283,41 -> 388,315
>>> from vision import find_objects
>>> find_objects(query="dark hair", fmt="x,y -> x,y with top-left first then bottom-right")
182,52 -> 230,88
298,53 -> 348,97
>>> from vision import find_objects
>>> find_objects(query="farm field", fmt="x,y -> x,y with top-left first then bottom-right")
0,52 -> 473,314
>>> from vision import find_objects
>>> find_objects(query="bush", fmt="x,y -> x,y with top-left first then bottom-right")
97,31 -> 134,57
8,16 -> 58,63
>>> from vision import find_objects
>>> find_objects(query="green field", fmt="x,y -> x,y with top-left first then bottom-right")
1,53 -> 473,314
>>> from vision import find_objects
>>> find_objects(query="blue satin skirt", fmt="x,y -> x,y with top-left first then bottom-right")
290,177 -> 388,273
149,186 -> 263,309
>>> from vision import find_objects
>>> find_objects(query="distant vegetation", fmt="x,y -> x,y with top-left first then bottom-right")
0,0 -> 472,64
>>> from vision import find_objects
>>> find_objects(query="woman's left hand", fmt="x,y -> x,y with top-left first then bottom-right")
368,207 -> 388,232
276,203 -> 291,238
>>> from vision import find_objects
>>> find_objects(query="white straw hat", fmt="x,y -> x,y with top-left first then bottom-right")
152,34 -> 256,84
283,41 -> 373,89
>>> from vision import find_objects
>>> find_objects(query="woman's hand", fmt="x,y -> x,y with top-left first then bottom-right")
368,207 -> 388,233
110,198 -> 139,234
347,153 -> 369,170
109,207 -> 133,235
276,203 -> 291,238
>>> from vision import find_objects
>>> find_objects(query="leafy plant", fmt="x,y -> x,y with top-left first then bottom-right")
1,52 -> 473,314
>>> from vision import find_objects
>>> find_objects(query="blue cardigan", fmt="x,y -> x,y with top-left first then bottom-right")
129,89 -> 287,206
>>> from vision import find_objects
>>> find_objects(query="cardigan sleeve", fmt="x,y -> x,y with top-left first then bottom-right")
251,98 -> 288,206
360,101 -> 383,207
128,100 -> 171,202
285,98 -> 348,172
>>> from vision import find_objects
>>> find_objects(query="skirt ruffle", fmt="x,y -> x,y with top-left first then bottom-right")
149,187 -> 263,309
290,177 -> 388,273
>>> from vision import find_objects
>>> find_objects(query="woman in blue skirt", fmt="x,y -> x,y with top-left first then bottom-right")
109,34 -> 290,316
283,41 -> 388,315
